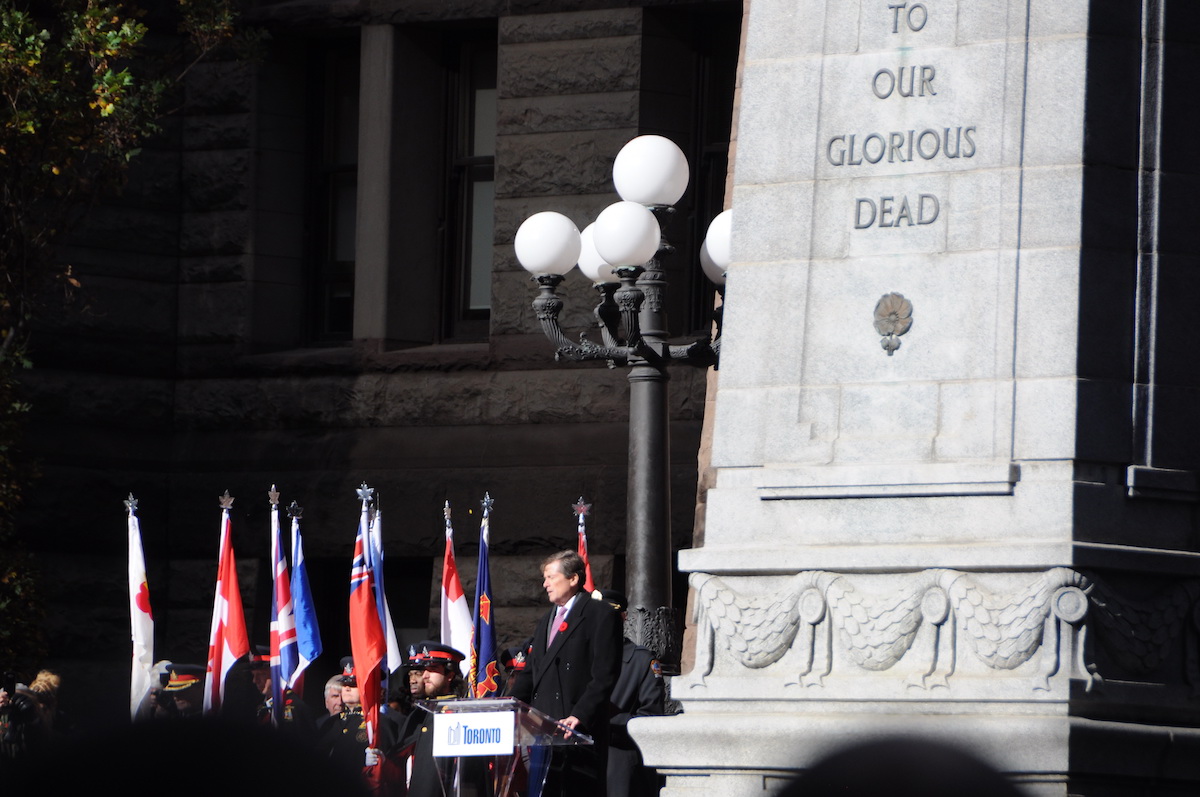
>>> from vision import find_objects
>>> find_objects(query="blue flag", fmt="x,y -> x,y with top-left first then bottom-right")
470,493 -> 499,697
289,503 -> 323,688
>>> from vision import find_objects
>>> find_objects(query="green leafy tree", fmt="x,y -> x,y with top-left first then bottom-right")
0,0 -> 245,674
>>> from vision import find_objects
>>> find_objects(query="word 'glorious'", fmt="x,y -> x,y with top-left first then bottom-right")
827,127 -> 976,167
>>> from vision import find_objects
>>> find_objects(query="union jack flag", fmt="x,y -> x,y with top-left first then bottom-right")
269,488 -> 297,726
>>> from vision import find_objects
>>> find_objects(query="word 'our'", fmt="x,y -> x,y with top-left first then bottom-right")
873,65 -> 936,99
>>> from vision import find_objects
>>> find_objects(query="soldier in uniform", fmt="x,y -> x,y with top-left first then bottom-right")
499,642 -> 531,697
246,646 -> 316,738
597,590 -> 666,797
316,657 -> 403,792
162,664 -> 206,719
398,641 -> 467,797
324,674 -> 346,716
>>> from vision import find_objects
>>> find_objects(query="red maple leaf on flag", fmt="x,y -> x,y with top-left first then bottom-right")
135,581 -> 153,618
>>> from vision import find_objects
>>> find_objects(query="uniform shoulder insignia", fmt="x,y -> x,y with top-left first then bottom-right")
650,659 -> 663,678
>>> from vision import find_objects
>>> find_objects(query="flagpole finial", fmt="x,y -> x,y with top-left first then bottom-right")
287,500 -> 303,519
443,501 -> 452,521
219,490 -> 235,510
572,497 -> 591,517
480,493 -> 494,515
357,482 -> 374,505
125,493 -> 138,516
268,485 -> 280,507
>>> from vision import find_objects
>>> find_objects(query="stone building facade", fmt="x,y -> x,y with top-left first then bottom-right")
19,0 -> 742,723
632,1 -> 1200,795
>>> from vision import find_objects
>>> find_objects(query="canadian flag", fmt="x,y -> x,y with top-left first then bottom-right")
440,501 -> 473,676
204,494 -> 249,715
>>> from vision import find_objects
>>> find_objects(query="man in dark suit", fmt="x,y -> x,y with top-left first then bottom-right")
510,550 -> 622,797
597,589 -> 666,797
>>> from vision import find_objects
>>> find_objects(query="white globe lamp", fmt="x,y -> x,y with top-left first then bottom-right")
577,224 -> 619,284
515,211 -> 582,276
612,135 -> 690,207
700,209 -> 732,284
592,201 -> 661,268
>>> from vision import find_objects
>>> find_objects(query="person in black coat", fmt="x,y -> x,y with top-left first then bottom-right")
510,550 -> 622,797
397,641 -> 467,797
597,590 -> 666,797
316,657 -> 403,791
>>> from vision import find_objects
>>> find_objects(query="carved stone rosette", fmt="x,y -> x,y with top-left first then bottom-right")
680,568 -> 1200,697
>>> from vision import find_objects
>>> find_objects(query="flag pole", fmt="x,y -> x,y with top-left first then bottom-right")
350,483 -> 385,749
268,485 -> 297,727
289,500 -> 322,696
126,494 -> 154,721
470,493 -> 499,697
366,498 -> 402,689
204,491 -> 249,716
441,501 -> 473,677
574,497 -> 595,593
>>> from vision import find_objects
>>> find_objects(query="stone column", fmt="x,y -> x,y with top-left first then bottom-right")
354,24 -> 395,344
632,2 -> 1200,795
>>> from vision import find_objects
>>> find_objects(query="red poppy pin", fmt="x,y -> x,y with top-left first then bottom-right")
558,621 -> 569,633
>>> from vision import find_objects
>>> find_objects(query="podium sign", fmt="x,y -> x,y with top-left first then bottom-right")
415,697 -> 593,796
431,710 -> 516,757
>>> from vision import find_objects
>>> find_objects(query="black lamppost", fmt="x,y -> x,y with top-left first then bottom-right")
514,136 -> 731,667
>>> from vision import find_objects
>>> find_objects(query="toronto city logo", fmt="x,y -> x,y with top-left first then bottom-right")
446,722 -> 503,746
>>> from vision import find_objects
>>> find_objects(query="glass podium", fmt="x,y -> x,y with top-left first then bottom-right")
414,696 -> 594,797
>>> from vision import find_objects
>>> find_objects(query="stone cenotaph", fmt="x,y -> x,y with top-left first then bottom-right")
631,2 -> 1200,795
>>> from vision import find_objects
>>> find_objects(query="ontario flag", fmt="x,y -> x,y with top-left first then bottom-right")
204,491 -> 250,715
126,494 -> 154,720
289,501 -> 322,693
350,486 -> 386,746
470,493 -> 499,698
440,501 -> 473,677
574,497 -> 595,593
268,487 -> 297,726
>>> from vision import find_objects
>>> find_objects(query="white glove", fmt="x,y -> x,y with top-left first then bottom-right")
365,747 -> 382,766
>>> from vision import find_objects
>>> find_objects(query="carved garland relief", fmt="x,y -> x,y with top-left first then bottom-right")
687,569 -> 1200,694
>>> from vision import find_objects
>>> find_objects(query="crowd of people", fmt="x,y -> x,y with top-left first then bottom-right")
0,669 -> 65,764
2,548 -> 1026,797
0,550 -> 667,797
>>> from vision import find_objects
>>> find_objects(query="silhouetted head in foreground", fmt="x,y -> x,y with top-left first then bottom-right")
777,737 -> 1024,797
9,717 -> 368,797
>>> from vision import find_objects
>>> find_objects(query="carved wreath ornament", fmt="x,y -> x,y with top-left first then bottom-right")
686,569 -> 1200,694
873,292 -> 912,355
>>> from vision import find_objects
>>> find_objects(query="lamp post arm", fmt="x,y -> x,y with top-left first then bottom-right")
666,339 -> 718,368
594,283 -> 623,350
532,275 -> 631,364
556,337 -> 631,365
